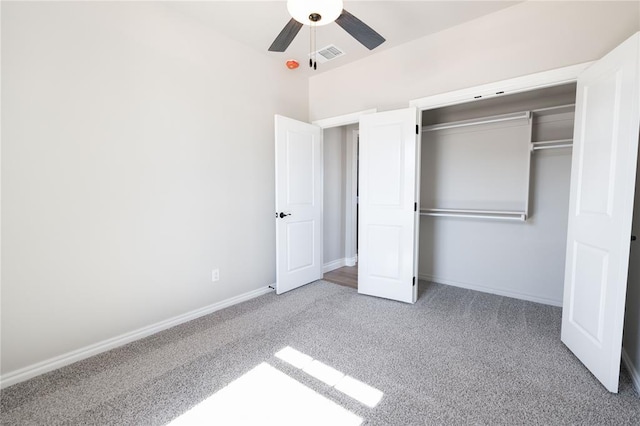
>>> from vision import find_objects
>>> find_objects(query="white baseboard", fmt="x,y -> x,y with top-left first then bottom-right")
418,274 -> 563,307
622,348 -> 640,395
0,285 -> 275,389
323,257 -> 357,273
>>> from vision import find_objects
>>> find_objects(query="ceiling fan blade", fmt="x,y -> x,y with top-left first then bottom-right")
269,18 -> 303,52
335,9 -> 385,50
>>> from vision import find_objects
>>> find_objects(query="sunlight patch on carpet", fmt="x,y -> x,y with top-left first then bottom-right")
275,346 -> 384,408
167,362 -> 362,426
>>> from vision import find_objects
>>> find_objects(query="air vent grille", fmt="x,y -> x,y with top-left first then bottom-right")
310,45 -> 345,64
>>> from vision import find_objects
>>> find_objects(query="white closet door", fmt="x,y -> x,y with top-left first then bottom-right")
561,32 -> 640,392
275,115 -> 323,294
358,108 -> 419,304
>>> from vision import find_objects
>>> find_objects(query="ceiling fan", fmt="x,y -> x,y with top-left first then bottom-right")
269,0 -> 385,54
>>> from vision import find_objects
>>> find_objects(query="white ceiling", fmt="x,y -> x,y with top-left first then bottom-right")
162,1 -> 522,75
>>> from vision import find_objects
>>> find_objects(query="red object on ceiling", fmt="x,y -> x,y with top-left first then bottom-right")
286,60 -> 299,70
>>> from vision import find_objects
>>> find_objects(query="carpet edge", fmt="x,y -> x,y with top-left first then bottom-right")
418,274 -> 563,307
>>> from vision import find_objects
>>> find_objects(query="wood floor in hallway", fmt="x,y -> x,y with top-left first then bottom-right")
323,264 -> 357,289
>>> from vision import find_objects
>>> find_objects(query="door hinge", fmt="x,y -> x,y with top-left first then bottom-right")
413,277 -> 416,286
414,202 -> 417,212
415,124 -> 419,135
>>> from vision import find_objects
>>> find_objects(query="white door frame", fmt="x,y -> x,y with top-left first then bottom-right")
409,62 -> 592,111
312,109 -> 377,129
408,63 -> 592,299
313,109 -> 376,271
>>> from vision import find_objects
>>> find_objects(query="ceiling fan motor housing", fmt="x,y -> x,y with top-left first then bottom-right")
287,0 -> 343,26
269,1 -> 385,53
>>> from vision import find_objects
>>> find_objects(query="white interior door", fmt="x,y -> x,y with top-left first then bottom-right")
561,32 -> 640,393
275,115 -> 323,294
358,108 -> 419,303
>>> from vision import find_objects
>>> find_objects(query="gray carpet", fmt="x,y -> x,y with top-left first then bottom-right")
1,281 -> 638,425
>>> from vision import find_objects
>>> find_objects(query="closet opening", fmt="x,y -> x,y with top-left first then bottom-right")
418,83 -> 577,306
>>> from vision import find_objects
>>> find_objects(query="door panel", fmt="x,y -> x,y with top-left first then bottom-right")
569,242 -> 608,344
358,108 -> 418,303
369,128 -> 404,206
275,115 -> 323,294
575,70 -> 622,216
561,32 -> 640,393
368,225 -> 402,279
286,220 -> 315,271
286,133 -> 315,205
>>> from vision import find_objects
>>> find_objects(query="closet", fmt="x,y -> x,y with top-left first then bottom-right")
356,33 -> 638,394
418,84 -> 577,305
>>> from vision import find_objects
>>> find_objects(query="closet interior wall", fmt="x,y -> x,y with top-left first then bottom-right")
418,84 -> 577,305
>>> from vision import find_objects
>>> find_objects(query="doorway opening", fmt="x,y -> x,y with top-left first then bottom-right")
322,125 -> 359,289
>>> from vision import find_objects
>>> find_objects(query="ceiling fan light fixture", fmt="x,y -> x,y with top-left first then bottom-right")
287,0 -> 344,26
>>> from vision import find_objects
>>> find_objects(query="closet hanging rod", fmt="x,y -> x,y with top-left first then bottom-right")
422,111 -> 530,132
532,138 -> 573,145
421,208 -> 526,215
420,212 -> 526,221
419,208 -> 527,221
532,144 -> 573,151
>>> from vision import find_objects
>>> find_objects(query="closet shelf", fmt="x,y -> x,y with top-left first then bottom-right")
419,208 -> 527,221
531,104 -> 575,117
422,111 -> 530,132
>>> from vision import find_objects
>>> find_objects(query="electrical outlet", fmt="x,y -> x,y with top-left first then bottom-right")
212,269 -> 220,282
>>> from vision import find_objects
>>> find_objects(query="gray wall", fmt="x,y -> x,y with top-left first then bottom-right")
419,86 -> 575,305
419,150 -> 572,304
623,143 -> 640,388
323,127 -> 346,266
1,2 -> 308,375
